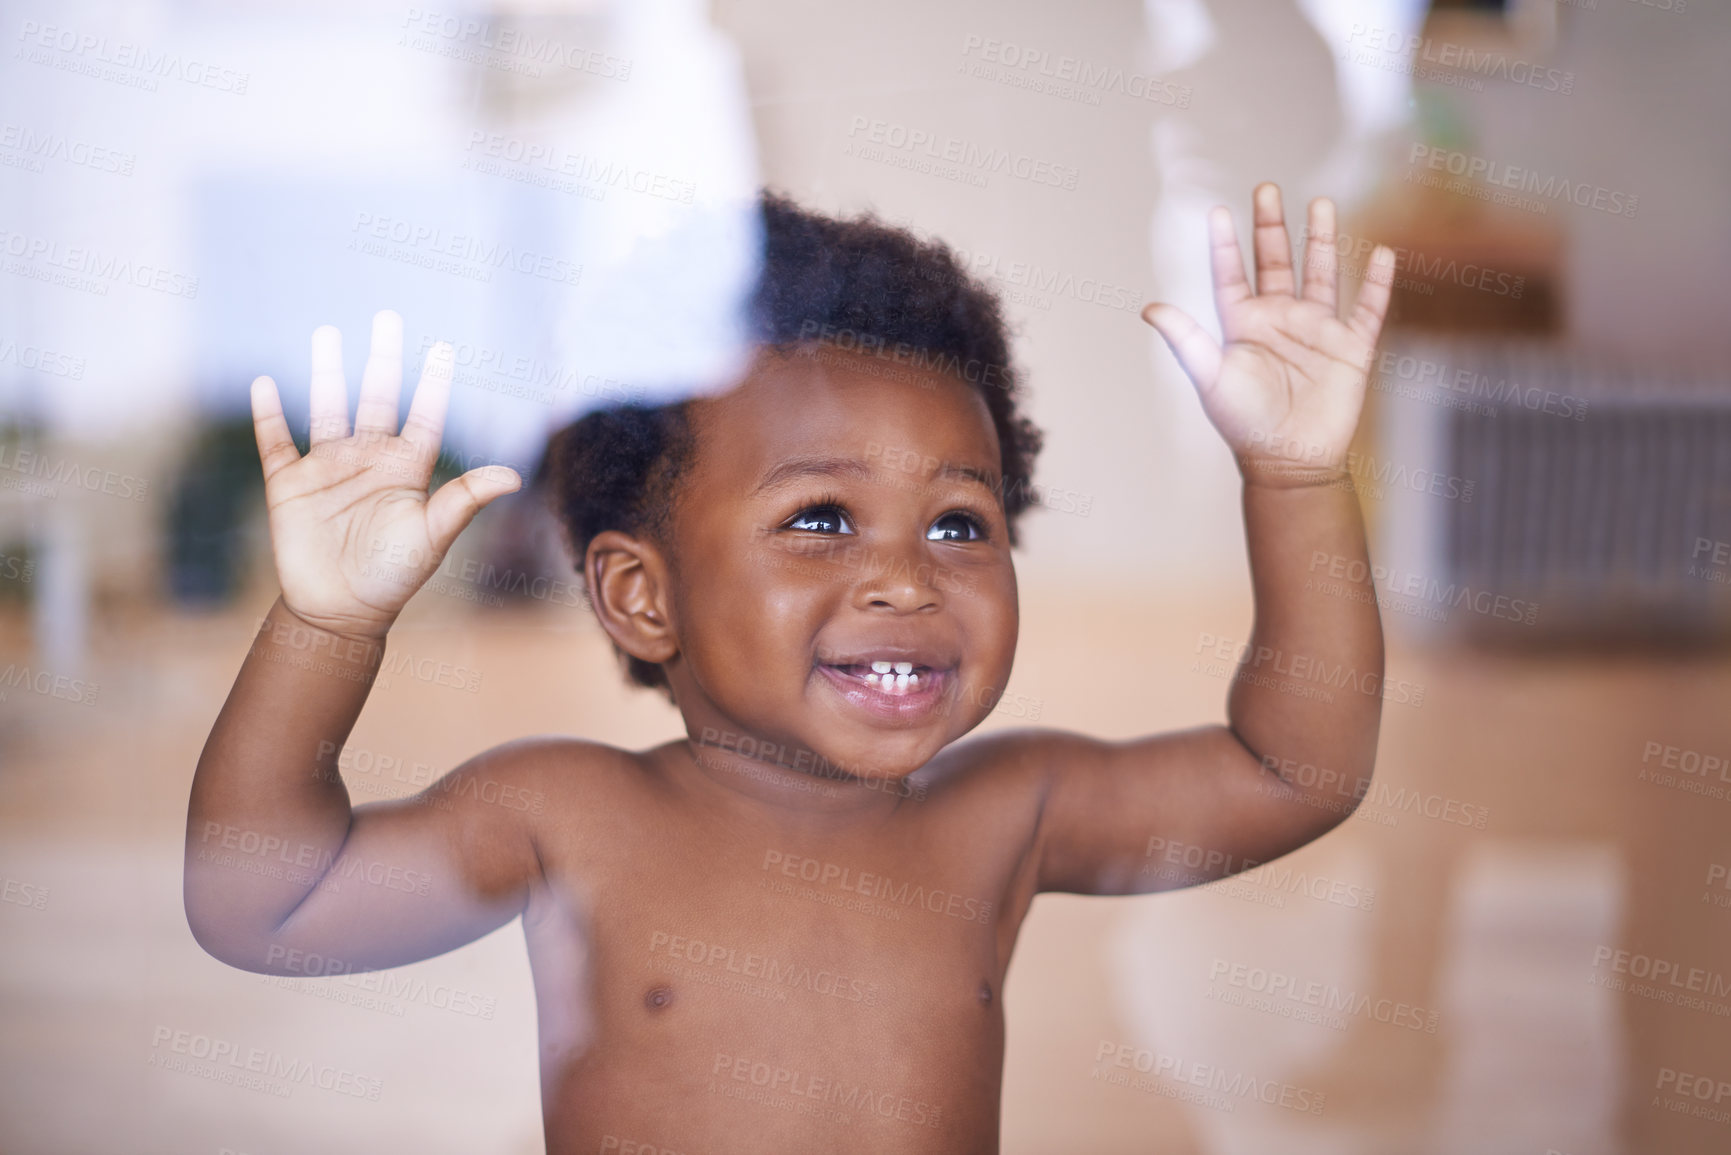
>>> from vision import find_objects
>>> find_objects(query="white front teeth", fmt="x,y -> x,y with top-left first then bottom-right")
863,662 -> 922,693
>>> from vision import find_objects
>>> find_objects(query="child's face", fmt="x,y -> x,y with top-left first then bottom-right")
660,346 -> 1020,785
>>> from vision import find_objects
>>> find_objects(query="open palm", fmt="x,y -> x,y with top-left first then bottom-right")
1143,184 -> 1395,485
251,311 -> 521,640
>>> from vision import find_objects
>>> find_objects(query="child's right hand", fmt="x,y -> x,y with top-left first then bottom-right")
249,310 -> 522,641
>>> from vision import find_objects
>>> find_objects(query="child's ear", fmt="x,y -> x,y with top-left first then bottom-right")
585,531 -> 679,667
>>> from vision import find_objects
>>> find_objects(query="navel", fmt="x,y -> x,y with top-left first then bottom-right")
978,980 -> 993,1006
645,985 -> 675,1011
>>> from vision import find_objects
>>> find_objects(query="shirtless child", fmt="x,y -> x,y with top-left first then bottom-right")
185,184 -> 1395,1153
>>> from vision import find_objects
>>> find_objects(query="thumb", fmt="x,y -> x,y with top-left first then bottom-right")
1142,302 -> 1223,396
425,465 -> 523,555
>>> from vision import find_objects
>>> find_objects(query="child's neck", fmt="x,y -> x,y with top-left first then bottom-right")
666,735 -> 913,830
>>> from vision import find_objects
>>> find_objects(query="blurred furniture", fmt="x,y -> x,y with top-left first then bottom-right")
1374,336 -> 1731,645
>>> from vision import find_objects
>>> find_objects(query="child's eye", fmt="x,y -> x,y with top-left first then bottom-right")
786,504 -> 855,535
927,511 -> 986,543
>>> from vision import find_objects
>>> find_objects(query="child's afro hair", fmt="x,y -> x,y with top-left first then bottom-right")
542,189 -> 1044,695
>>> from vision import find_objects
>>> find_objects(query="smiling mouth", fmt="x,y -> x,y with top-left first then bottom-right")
815,659 -> 952,720
827,660 -> 931,695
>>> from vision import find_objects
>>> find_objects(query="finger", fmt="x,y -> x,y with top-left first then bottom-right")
1300,197 -> 1338,311
1347,245 -> 1397,346
1208,206 -> 1252,318
1142,303 -> 1223,394
354,309 -> 405,437
1251,182 -> 1296,296
400,341 -> 455,463
426,465 -> 523,555
308,324 -> 350,446
250,376 -> 301,482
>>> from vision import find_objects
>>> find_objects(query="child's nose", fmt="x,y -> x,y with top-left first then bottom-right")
853,545 -> 946,612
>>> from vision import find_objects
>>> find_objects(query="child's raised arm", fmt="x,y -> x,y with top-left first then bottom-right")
1023,184 -> 1394,896
184,312 -> 541,974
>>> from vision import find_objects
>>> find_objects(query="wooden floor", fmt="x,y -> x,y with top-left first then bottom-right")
2,586 -> 1728,1154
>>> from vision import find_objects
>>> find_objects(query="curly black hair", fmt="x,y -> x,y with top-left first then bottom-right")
543,189 -> 1044,695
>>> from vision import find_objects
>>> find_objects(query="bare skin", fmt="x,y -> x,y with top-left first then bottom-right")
185,185 -> 1394,1153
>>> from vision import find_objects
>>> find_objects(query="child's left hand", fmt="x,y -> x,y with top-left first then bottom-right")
1142,183 -> 1395,486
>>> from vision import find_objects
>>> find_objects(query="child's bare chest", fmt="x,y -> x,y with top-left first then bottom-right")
521,803 -> 1028,1153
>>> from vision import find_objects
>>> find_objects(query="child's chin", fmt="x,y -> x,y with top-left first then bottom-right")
802,731 -> 938,785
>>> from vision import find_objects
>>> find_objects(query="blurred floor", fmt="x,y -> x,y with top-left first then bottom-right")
2,584 -> 1729,1154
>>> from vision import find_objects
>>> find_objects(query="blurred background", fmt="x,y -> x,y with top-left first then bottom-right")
2,0 -> 1729,1151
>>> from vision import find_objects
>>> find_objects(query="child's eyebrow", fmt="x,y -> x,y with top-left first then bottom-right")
751,456 -> 873,494
938,462 -> 1002,492
751,456 -> 1001,495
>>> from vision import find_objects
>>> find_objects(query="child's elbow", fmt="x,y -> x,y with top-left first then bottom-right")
182,894 -> 275,974
1261,753 -> 1375,847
